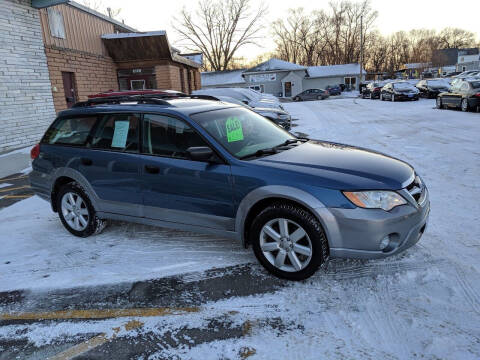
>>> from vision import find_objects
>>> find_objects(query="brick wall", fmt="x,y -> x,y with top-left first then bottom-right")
0,0 -> 56,152
45,46 -> 118,112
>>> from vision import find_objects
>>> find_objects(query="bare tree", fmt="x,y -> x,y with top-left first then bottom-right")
438,27 -> 477,49
173,0 -> 267,71
77,0 -> 122,19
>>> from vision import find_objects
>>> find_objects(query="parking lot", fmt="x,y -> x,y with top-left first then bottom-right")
1,97 -> 479,359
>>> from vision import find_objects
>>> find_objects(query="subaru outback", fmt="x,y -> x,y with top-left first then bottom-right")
30,95 -> 430,280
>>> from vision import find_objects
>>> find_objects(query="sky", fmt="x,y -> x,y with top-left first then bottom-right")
91,0 -> 480,59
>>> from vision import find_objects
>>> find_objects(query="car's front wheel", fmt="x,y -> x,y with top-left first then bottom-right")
293,96 -> 301,102
56,182 -> 107,237
250,202 -> 328,280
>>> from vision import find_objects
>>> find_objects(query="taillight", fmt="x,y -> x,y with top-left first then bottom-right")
31,143 -> 40,160
474,93 -> 480,98
374,87 -> 381,91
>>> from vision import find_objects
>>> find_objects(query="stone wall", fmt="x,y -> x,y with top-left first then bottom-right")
0,0 -> 56,152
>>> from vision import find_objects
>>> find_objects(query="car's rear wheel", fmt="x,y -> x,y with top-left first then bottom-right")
57,182 -> 106,237
461,98 -> 469,112
436,97 -> 443,109
250,202 -> 328,280
317,95 -> 323,100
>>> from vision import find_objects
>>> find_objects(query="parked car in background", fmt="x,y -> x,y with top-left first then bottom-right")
453,70 -> 480,79
380,82 -> 419,101
416,79 -> 451,98
436,79 -> 480,112
207,95 -> 292,130
30,94 -> 429,280
193,88 -> 284,111
362,82 -> 384,99
325,85 -> 341,96
293,89 -> 329,101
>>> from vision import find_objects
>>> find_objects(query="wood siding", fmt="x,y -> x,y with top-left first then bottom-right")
39,4 -> 114,56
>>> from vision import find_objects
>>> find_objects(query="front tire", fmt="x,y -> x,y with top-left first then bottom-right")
250,202 -> 328,281
56,182 -> 106,237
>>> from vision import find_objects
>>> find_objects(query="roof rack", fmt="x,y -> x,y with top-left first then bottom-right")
72,93 -> 222,108
72,95 -> 172,108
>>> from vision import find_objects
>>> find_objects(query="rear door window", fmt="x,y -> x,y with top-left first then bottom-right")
142,114 -> 208,159
91,114 -> 140,152
43,116 -> 97,146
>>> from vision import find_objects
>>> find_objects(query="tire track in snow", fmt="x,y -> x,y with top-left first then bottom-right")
454,266 -> 480,315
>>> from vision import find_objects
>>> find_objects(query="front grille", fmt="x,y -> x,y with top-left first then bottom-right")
406,176 -> 425,205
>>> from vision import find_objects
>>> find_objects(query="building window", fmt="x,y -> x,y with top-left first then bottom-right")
344,77 -> 357,90
47,8 -> 66,39
117,68 -> 156,91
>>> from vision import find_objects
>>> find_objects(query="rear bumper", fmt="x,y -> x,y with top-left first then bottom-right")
396,93 -> 419,101
318,189 -> 430,259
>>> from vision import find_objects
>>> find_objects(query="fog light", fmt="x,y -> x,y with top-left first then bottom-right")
380,236 -> 390,250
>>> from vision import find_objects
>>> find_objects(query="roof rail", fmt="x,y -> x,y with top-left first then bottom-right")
72,95 -> 172,108
72,93 -> 222,108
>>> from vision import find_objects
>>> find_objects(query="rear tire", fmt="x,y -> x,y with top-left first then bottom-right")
461,98 -> 469,112
56,182 -> 107,237
250,202 -> 328,281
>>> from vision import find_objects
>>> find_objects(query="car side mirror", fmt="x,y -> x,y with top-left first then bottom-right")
187,146 -> 218,162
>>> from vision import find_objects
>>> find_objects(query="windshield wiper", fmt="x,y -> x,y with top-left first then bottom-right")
239,137 -> 309,160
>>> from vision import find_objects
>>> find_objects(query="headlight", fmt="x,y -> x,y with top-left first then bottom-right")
343,191 -> 407,211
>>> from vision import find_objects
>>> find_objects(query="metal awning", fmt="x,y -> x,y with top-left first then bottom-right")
101,31 -> 201,68
31,0 -> 68,8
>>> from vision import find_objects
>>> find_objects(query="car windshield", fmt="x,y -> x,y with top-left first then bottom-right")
191,107 -> 295,159
393,83 -> 415,90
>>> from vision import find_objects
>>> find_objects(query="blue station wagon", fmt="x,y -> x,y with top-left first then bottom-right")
30,94 -> 430,280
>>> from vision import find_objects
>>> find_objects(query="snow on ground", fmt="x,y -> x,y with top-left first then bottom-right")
0,196 -> 253,292
1,97 -> 480,359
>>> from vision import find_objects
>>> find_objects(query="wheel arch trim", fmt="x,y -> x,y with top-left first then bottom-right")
235,185 -> 339,248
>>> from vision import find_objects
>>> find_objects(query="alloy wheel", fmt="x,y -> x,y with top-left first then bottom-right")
259,218 -> 313,272
61,192 -> 89,231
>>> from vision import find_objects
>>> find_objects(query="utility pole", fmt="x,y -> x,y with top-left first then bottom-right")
359,15 -> 363,91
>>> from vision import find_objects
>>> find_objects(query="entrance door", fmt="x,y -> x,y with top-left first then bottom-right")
62,72 -> 76,108
130,79 -> 146,90
284,82 -> 292,97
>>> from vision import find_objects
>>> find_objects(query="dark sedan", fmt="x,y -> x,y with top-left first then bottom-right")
362,82 -> 384,99
416,79 -> 450,98
436,79 -> 480,112
293,89 -> 329,101
380,82 -> 419,101
325,85 -> 342,96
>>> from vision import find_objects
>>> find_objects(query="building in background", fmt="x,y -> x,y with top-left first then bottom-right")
39,1 -> 202,112
201,69 -> 246,89
456,48 -> 480,72
200,58 -> 365,97
0,0 -> 57,152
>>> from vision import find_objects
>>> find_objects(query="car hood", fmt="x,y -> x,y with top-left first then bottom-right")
253,140 -> 414,190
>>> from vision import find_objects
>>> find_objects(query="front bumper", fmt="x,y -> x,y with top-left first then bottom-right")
395,93 -> 419,100
320,188 -> 430,259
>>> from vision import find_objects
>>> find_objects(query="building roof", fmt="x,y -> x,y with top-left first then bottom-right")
68,1 -> 137,32
201,69 -> 246,87
306,63 -> 364,78
244,58 -> 306,74
402,62 -> 430,70
458,48 -> 479,56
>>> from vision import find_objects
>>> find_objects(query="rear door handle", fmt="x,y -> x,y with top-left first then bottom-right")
81,158 -> 92,166
145,165 -> 160,174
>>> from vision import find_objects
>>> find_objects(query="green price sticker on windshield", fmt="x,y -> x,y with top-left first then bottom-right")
226,117 -> 244,142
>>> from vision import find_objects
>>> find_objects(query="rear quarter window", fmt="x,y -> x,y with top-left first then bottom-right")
42,116 -> 97,146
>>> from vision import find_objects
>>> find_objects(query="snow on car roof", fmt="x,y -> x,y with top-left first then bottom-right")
307,63 -> 364,78
201,69 -> 246,87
